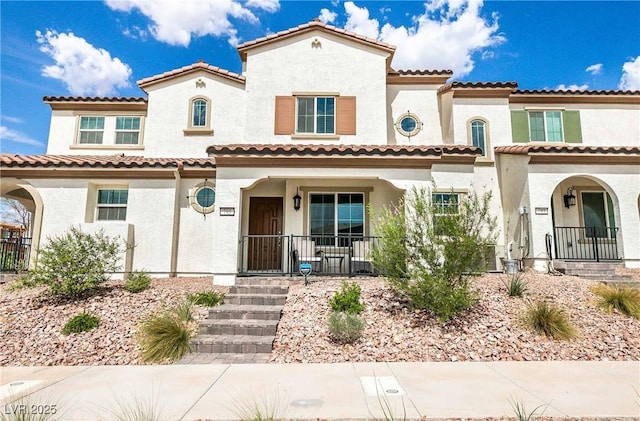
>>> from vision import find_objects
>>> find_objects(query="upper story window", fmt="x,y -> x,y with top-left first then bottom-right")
297,97 -> 335,134
510,110 -> 582,143
394,112 -> 422,138
115,117 -> 141,144
96,189 -> 128,221
274,95 -> 356,136
469,119 -> 488,157
529,111 -> 562,142
184,97 -> 213,135
79,116 -> 105,144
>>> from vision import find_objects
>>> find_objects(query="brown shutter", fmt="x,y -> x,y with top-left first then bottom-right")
274,96 -> 295,135
336,96 -> 356,135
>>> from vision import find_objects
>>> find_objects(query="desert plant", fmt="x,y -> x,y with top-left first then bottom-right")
591,284 -> 640,319
138,303 -> 193,363
523,301 -> 578,340
124,270 -> 151,293
328,281 -> 364,314
503,272 -> 528,297
371,185 -> 497,322
62,313 -> 100,335
95,388 -> 163,421
30,227 -> 125,297
510,397 -> 547,420
188,290 -> 224,307
230,389 -> 288,421
327,311 -> 365,344
7,274 -> 39,291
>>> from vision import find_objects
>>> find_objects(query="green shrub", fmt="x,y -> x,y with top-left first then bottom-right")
124,270 -> 151,293
171,299 -> 194,323
524,301 -> 578,340
62,313 -> 100,335
371,185 -> 497,322
328,281 -> 364,314
30,227 -> 126,297
138,304 -> 193,363
7,274 -> 39,291
327,311 -> 365,344
503,272 -> 528,297
188,290 -> 224,307
591,284 -> 640,319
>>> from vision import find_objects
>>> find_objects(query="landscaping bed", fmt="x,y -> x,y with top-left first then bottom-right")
270,272 -> 640,363
0,277 -> 224,366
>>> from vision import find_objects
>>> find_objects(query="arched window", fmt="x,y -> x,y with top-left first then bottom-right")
192,99 -> 208,127
470,119 -> 487,156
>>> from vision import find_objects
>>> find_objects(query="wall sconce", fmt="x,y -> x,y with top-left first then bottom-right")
293,188 -> 302,211
563,187 -> 576,209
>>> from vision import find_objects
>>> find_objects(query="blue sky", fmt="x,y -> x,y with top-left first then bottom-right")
1,0 -> 639,156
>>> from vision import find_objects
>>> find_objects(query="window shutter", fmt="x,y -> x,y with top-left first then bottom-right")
563,110 -> 583,143
510,110 -> 529,143
274,96 -> 295,135
336,96 -> 356,135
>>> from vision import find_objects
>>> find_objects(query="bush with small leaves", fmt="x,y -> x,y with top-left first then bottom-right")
591,284 -> 640,319
124,270 -> 151,293
523,301 -> 578,340
62,313 -> 100,335
503,272 -> 528,297
327,311 -> 365,344
328,281 -> 364,314
188,290 -> 224,307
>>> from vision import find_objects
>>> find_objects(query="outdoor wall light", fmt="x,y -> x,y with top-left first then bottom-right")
563,187 -> 576,209
293,188 -> 302,211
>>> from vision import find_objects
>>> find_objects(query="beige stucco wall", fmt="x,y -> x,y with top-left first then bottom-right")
386,85 -> 444,145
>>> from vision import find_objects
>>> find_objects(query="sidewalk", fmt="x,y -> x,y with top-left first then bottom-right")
1,361 -> 639,420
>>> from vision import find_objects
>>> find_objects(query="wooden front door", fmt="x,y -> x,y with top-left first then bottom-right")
248,197 -> 284,271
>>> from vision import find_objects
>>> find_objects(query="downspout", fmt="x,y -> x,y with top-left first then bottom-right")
169,165 -> 182,277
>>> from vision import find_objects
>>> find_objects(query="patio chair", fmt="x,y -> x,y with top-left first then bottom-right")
350,239 -> 374,274
292,238 -> 323,273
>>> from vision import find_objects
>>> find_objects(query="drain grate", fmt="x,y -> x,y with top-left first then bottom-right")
359,376 -> 405,397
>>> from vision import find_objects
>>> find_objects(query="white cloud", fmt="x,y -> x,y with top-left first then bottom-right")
619,56 -> 640,90
585,63 -> 602,75
556,84 -> 589,91
246,0 -> 279,12
319,8 -> 337,24
0,126 -> 45,147
105,0 -> 267,47
36,30 -> 132,96
123,25 -> 148,41
344,2 -> 380,39
1,115 -> 23,124
340,0 -> 505,78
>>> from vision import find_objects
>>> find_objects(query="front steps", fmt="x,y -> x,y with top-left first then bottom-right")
556,261 -> 629,281
179,278 -> 290,364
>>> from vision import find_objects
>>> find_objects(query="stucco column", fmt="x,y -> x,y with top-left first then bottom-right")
608,173 -> 640,268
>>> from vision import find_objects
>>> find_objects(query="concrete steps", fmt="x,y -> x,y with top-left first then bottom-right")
180,278 -> 289,364
558,261 -> 629,281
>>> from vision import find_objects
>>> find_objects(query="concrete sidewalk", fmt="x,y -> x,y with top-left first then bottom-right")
1,361 -> 639,420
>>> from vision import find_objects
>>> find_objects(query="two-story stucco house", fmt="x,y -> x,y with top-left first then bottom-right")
1,21 -> 639,284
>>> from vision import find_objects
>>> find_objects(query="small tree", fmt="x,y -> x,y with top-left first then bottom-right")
31,227 -> 125,297
371,185 -> 497,321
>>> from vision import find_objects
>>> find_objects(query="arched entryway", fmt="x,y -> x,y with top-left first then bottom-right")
550,175 -> 621,262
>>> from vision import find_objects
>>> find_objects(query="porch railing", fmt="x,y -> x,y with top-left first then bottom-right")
238,234 -> 378,276
553,226 -> 620,261
0,237 -> 31,272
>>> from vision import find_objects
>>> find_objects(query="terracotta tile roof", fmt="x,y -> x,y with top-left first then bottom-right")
206,143 -> 480,157
137,61 -> 245,90
391,69 -> 453,76
495,145 -> 640,155
236,20 -> 395,60
513,89 -> 640,96
439,82 -> 518,93
43,96 -> 147,103
0,154 -> 216,169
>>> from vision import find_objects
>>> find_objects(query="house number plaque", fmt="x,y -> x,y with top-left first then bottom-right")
535,207 -> 549,215
219,207 -> 235,216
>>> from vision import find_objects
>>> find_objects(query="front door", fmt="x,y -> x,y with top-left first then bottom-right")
248,197 -> 283,271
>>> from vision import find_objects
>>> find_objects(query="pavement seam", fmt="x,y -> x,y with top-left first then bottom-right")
481,362 -> 569,417
178,364 -> 231,420
385,361 -> 422,418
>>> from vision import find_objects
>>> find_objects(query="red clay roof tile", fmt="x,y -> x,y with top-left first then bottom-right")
495,145 -> 640,155
136,62 -> 245,89
43,96 -> 147,103
0,154 -> 215,169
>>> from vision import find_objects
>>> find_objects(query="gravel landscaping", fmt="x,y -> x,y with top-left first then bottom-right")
1,271 -> 639,366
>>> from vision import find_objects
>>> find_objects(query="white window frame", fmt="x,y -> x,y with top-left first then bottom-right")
469,118 -> 488,157
528,110 -> 563,142
96,188 -> 128,221
114,116 -> 141,145
295,97 -> 336,135
78,116 -> 105,144
308,192 -> 365,244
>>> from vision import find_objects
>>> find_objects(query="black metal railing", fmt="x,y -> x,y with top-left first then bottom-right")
238,234 -> 378,276
0,237 -> 31,272
553,226 -> 620,261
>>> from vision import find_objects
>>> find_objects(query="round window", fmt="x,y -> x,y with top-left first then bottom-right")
395,113 -> 422,137
190,184 -> 216,214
